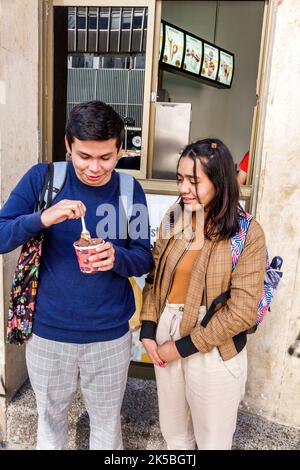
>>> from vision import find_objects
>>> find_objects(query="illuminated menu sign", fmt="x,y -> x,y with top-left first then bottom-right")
217,50 -> 234,86
159,20 -> 234,89
162,24 -> 184,69
200,43 -> 219,81
184,34 -> 202,75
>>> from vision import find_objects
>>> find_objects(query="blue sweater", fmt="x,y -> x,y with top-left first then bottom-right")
0,163 -> 152,343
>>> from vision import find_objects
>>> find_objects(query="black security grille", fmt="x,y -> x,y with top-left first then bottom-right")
68,6 -> 148,53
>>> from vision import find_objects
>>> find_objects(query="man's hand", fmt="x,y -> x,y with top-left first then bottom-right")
89,242 -> 115,271
157,340 -> 181,364
41,199 -> 86,227
142,338 -> 167,367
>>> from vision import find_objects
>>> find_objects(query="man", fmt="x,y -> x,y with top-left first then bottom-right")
0,101 -> 152,449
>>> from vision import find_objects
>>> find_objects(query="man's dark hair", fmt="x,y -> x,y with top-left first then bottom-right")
177,138 -> 244,240
66,101 -> 125,150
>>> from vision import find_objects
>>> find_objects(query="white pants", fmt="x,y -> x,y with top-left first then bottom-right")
155,303 -> 247,450
26,331 -> 131,450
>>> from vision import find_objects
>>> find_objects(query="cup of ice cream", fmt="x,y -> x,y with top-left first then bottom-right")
73,237 -> 105,274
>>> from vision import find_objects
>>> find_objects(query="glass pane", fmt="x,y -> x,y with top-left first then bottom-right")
88,16 -> 97,30
68,13 -> 75,30
133,9 -> 143,29
111,9 -> 121,30
122,10 -> 132,30
78,16 -> 86,30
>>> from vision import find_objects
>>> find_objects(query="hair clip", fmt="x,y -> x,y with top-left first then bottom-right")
211,143 -> 217,150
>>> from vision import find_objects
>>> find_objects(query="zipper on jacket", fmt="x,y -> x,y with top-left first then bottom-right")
160,235 -> 195,315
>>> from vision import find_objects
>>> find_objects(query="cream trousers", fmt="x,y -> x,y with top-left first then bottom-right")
155,303 -> 247,450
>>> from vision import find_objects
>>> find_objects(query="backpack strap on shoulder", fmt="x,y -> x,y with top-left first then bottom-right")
230,213 -> 253,269
42,161 -> 68,209
118,172 -> 134,237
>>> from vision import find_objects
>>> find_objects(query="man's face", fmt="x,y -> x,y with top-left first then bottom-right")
65,136 -> 122,187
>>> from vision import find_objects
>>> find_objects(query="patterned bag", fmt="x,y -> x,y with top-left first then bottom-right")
6,165 -> 53,345
6,233 -> 43,344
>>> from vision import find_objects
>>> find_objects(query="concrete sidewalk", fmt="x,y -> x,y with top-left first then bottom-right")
2,377 -> 300,450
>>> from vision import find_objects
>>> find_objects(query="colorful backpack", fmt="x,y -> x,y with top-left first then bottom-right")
201,213 -> 283,334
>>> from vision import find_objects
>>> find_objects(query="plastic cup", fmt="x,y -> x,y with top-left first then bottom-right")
73,239 -> 105,274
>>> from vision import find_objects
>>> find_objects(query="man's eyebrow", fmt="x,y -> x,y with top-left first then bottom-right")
78,151 -> 113,158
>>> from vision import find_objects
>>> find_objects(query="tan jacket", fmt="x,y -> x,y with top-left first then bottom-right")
140,205 -> 266,361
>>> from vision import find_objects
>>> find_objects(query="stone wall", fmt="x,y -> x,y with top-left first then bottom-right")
0,0 -> 40,437
244,0 -> 300,427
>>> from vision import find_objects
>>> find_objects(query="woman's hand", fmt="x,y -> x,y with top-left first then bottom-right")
41,199 -> 86,227
89,242 -> 115,271
157,340 -> 181,364
142,338 -> 167,367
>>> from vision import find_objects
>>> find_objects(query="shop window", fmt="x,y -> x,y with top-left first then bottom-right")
51,2 -> 154,179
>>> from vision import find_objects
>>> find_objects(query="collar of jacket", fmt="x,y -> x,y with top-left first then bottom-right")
162,202 -> 196,240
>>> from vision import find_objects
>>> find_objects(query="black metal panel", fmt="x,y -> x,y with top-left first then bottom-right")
53,7 -> 69,162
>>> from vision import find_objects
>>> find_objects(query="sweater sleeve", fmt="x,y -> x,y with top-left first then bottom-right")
0,164 -> 48,254
112,180 -> 152,278
182,220 -> 266,354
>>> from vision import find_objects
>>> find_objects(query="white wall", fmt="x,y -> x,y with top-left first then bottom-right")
161,1 -> 264,163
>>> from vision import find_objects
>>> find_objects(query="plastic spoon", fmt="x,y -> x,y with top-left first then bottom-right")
80,216 -> 91,241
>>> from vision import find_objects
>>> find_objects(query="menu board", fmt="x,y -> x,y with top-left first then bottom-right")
200,43 -> 219,81
217,50 -> 234,86
159,20 -> 234,89
162,24 -> 184,69
183,34 -> 202,75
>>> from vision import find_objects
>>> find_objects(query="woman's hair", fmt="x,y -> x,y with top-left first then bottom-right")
177,138 -> 244,240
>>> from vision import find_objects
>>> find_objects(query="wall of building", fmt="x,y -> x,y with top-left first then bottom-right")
0,0 -> 40,436
243,0 -> 300,427
161,0 -> 264,163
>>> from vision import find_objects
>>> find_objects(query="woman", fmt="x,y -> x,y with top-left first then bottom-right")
140,138 -> 266,450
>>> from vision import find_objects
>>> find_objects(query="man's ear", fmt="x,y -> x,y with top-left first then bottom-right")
65,135 -> 71,154
117,144 -> 123,158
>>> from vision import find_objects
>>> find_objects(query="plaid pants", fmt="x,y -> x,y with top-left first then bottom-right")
26,331 -> 131,450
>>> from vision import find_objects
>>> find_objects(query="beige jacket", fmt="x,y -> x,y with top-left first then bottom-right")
140,205 -> 266,361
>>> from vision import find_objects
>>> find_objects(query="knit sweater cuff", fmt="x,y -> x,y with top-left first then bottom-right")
139,321 -> 157,341
175,335 -> 199,358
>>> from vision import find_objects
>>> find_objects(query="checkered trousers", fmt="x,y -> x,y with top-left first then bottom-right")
26,331 -> 132,450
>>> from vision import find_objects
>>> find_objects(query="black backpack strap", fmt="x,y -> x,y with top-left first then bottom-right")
46,162 -> 55,208
201,290 -> 231,327
37,163 -> 54,211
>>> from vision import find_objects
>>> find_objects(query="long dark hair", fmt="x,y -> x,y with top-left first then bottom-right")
177,138 -> 244,240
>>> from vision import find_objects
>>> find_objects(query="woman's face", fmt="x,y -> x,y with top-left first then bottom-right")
177,156 -> 216,212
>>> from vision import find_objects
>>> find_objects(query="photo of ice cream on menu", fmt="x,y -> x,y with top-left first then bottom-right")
162,25 -> 184,68
201,43 -> 219,81
184,35 -> 202,75
217,50 -> 234,86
